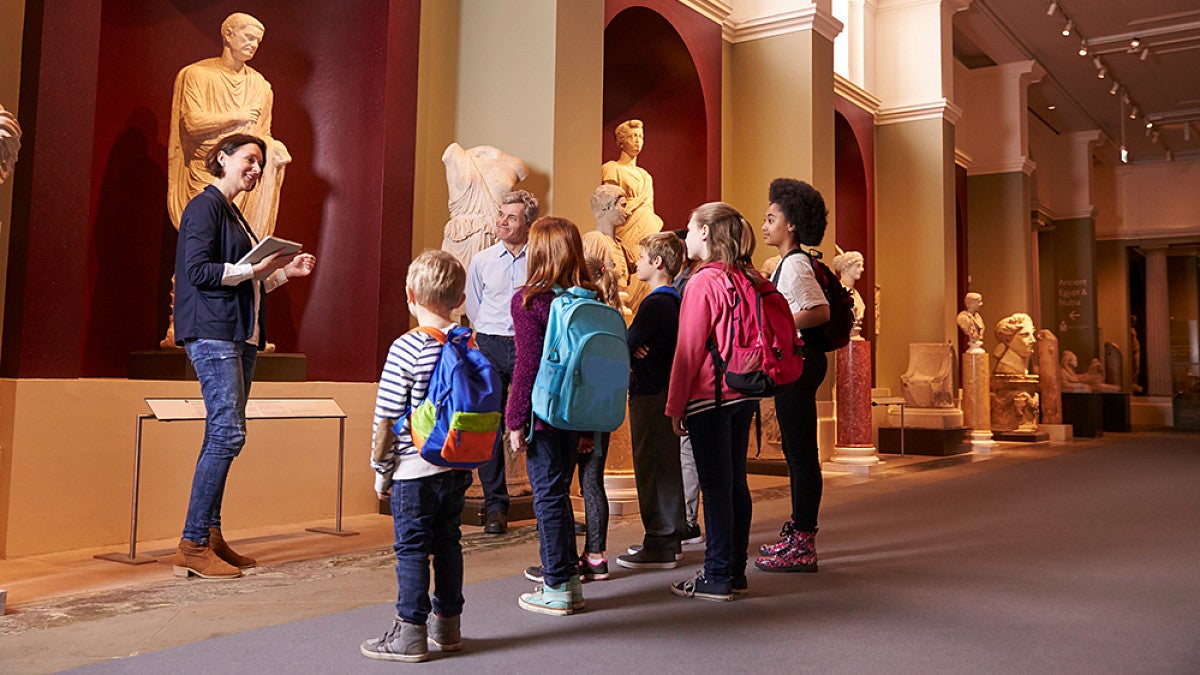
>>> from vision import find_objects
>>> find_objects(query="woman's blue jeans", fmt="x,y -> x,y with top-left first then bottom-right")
181,339 -> 257,543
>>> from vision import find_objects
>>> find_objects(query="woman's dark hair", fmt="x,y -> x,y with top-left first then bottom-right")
768,177 -> 827,247
205,133 -> 267,178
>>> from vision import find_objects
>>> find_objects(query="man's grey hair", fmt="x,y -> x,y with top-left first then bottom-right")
501,190 -> 539,225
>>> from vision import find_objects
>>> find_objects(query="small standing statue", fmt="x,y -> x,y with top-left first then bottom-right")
601,120 -> 663,260
956,292 -> 985,352
164,13 -> 290,348
832,250 -> 866,339
1129,315 -> 1143,393
441,142 -> 528,274
582,184 -> 643,316
0,102 -> 21,184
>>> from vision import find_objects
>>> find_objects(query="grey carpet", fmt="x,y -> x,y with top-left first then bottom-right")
69,433 -> 1200,673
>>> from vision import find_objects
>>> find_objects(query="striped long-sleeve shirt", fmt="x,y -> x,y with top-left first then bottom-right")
370,327 -> 452,490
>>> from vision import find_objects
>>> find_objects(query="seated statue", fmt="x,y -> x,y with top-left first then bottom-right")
1060,351 -> 1092,393
993,313 -> 1036,375
901,343 -> 956,408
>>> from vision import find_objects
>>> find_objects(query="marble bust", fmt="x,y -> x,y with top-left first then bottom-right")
956,292 -> 986,352
441,142 -> 528,273
0,103 -> 20,184
168,12 -> 289,237
601,119 -> 663,255
992,313 -> 1036,375
832,250 -> 866,339
582,184 -> 642,314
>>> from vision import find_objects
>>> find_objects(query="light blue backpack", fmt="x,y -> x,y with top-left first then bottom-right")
531,287 -> 630,436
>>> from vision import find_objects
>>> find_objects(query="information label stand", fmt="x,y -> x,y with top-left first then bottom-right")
95,398 -> 354,566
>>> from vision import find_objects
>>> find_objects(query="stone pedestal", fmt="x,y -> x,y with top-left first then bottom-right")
1061,392 -> 1103,438
129,350 -> 307,382
961,348 -> 995,452
1100,392 -> 1131,432
878,427 -> 970,455
830,339 -> 879,471
991,373 -> 1041,435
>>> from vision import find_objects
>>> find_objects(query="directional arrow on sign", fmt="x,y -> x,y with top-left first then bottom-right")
1069,310 -> 1080,321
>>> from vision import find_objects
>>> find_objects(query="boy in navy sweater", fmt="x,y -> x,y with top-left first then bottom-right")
617,232 -> 689,569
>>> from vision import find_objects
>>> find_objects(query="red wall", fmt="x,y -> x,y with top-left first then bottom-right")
603,1 -> 722,232
5,0 -> 419,381
834,99 -> 876,378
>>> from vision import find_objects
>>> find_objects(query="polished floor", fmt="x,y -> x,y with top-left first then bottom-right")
2,432 -> 1194,673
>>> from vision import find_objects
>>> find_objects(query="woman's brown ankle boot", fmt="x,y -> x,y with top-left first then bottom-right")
208,527 -> 257,569
173,538 -> 241,579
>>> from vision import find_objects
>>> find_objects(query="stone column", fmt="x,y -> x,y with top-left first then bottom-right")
961,346 -> 994,451
829,338 -> 879,471
1143,246 -> 1172,396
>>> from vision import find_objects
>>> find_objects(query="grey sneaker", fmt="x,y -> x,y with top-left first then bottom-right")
427,613 -> 461,652
670,570 -> 734,602
360,617 -> 429,662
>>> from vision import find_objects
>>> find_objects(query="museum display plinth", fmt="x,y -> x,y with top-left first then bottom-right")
877,427 -> 970,455
828,339 -> 879,472
1061,392 -> 1103,438
130,350 -> 307,382
1101,392 -> 1131,431
961,349 -> 996,452
990,374 -> 1047,441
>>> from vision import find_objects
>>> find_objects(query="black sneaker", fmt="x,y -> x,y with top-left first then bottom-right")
670,571 -> 733,602
483,510 -> 507,535
627,544 -> 683,560
578,556 -> 609,581
680,523 -> 703,545
617,548 -> 679,569
731,574 -> 748,595
524,565 -> 544,583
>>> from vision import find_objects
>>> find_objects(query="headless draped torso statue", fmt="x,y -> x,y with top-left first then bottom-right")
441,143 -> 528,273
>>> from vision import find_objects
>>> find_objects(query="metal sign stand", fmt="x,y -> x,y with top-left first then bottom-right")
95,398 -> 355,565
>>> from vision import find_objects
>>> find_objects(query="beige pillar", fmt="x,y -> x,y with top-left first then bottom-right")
872,0 -> 967,392
724,1 -> 842,459
1143,246 -> 1172,396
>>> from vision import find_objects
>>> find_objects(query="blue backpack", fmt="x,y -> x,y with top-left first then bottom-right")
531,287 -> 630,434
393,325 -> 503,469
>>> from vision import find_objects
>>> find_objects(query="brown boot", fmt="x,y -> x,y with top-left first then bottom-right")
173,538 -> 242,579
209,527 -> 257,569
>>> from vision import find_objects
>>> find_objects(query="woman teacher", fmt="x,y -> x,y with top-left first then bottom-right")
172,133 -> 316,579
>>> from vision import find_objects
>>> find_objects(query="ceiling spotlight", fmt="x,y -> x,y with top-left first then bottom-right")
1130,106 -> 1138,120
1120,146 -> 1129,164
1146,121 -> 1154,129
1062,20 -> 1073,37
1140,48 -> 1151,61
1048,105 -> 1057,110
1047,1 -> 1058,16
1097,66 -> 1106,79
1130,37 -> 1141,49
1110,81 -> 1120,95
1078,44 -> 1088,56
1092,56 -> 1103,69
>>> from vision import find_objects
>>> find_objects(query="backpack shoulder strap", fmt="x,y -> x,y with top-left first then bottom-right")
405,326 -> 448,344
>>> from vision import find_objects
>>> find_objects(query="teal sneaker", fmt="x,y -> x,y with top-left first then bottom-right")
568,574 -> 585,610
519,581 -> 574,616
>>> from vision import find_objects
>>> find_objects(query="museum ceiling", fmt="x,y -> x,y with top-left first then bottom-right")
955,0 -> 1200,163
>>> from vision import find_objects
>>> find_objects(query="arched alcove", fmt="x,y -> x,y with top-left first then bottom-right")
603,7 -> 707,232
835,111 -> 873,345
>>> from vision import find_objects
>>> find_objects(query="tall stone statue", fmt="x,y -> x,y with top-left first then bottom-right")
956,292 -> 986,351
601,120 -> 663,259
1129,315 -> 1143,393
583,184 -> 644,314
832,250 -> 866,338
0,103 -> 21,184
163,13 -> 290,348
168,13 -> 289,236
992,313 -> 1036,375
441,142 -> 527,273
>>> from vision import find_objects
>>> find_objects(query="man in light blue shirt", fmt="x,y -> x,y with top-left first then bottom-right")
464,189 -> 539,534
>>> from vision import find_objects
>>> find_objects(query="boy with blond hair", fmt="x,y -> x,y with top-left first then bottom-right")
617,232 -> 690,569
362,250 -> 475,663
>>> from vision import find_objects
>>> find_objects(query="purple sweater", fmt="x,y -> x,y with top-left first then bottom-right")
506,290 -> 553,431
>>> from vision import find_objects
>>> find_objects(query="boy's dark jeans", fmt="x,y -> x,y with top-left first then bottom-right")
630,390 -> 687,551
390,470 -> 472,624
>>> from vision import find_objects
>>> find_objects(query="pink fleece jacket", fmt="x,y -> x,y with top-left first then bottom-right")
665,265 -> 748,418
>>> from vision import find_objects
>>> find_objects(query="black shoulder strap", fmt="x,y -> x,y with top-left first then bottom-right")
770,248 -> 805,285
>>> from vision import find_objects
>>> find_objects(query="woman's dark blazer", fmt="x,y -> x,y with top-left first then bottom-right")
173,185 -> 265,348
